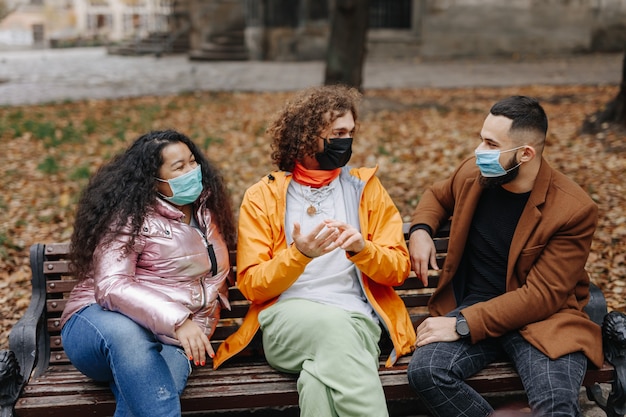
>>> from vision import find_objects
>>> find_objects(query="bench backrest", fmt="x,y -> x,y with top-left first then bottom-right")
34,222 -> 450,367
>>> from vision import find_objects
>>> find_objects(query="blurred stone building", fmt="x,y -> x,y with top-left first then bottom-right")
0,0 -> 183,50
0,0 -> 75,47
187,0 -> 626,61
1,0 -> 625,59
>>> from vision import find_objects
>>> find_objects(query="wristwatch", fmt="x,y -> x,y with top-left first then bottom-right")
456,314 -> 470,338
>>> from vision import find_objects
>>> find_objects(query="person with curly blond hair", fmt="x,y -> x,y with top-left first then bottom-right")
214,85 -> 416,416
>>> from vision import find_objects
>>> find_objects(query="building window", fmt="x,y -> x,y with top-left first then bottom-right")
32,23 -> 44,42
369,0 -> 411,29
309,1 -> 328,20
265,0 -> 299,27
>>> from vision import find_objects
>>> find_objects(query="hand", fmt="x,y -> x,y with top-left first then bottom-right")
409,229 -> 439,286
292,221 -> 340,258
415,316 -> 459,347
175,318 -> 214,366
323,219 -> 365,255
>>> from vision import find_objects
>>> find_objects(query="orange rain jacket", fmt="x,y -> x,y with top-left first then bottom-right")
213,166 -> 416,369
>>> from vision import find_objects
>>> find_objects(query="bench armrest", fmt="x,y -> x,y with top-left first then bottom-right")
585,282 -> 608,326
0,244 -> 51,415
598,311 -> 626,417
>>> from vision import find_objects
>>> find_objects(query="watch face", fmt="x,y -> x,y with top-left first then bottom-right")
456,318 -> 470,337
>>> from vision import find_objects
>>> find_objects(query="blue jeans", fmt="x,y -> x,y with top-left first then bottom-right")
407,331 -> 587,417
61,304 -> 192,417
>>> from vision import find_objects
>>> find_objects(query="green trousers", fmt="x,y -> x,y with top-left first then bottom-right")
258,298 -> 389,417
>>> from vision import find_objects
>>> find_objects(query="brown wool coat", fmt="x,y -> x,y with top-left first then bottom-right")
411,156 -> 603,367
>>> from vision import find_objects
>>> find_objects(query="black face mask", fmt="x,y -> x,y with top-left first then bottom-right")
315,137 -> 353,170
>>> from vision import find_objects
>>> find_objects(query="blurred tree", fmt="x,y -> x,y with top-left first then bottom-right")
324,0 -> 369,90
0,0 -> 8,20
583,47 -> 626,132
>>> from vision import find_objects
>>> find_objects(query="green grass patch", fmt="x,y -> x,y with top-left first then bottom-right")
37,156 -> 60,174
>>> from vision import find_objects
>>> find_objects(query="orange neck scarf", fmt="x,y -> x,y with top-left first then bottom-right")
292,162 -> 340,188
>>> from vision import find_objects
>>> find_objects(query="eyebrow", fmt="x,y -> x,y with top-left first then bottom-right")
479,135 -> 499,146
331,126 -> 355,134
168,153 -> 195,168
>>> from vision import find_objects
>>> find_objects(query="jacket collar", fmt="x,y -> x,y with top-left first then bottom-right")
153,197 -> 186,220
525,157 -> 550,209
268,165 -> 379,187
507,157 -> 551,278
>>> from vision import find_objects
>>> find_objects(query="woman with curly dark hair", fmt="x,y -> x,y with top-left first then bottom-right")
60,129 -> 236,417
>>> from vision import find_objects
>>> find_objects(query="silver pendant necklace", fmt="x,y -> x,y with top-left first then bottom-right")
301,185 -> 333,216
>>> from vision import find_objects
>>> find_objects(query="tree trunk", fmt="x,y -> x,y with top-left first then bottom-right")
324,0 -> 370,90
582,48 -> 626,133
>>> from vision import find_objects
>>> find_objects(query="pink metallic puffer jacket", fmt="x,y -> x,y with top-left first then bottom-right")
60,198 -> 231,346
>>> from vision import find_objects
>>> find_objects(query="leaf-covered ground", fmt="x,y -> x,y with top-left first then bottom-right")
1,85 -> 624,350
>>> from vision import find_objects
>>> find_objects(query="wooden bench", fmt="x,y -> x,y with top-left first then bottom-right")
0,222 -> 623,417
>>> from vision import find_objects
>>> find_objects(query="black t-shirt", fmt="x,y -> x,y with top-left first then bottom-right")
455,186 -> 531,308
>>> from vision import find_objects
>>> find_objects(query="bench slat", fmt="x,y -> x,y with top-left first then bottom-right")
17,357 -> 615,417
43,243 -> 71,256
46,299 -> 67,313
43,260 -> 71,274
46,279 -> 77,294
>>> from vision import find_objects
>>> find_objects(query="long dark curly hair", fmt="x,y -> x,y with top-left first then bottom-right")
70,130 -> 236,280
268,85 -> 361,172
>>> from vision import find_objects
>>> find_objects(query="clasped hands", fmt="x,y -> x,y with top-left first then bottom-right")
293,219 -> 364,258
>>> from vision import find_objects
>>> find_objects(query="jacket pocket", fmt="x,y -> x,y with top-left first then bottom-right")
516,244 -> 546,280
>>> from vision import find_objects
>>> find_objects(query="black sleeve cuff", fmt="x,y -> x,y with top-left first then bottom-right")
409,223 -> 433,238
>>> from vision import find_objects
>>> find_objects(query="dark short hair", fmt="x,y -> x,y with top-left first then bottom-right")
490,96 -> 548,140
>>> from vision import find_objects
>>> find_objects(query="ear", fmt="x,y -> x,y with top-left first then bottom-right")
519,145 -> 536,162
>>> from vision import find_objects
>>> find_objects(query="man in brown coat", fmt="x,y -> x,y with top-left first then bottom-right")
407,96 -> 601,417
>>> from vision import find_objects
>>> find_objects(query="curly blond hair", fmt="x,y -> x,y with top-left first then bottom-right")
268,85 -> 361,171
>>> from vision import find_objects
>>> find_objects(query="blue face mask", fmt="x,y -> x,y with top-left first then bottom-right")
156,165 -> 203,205
474,146 -> 524,177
